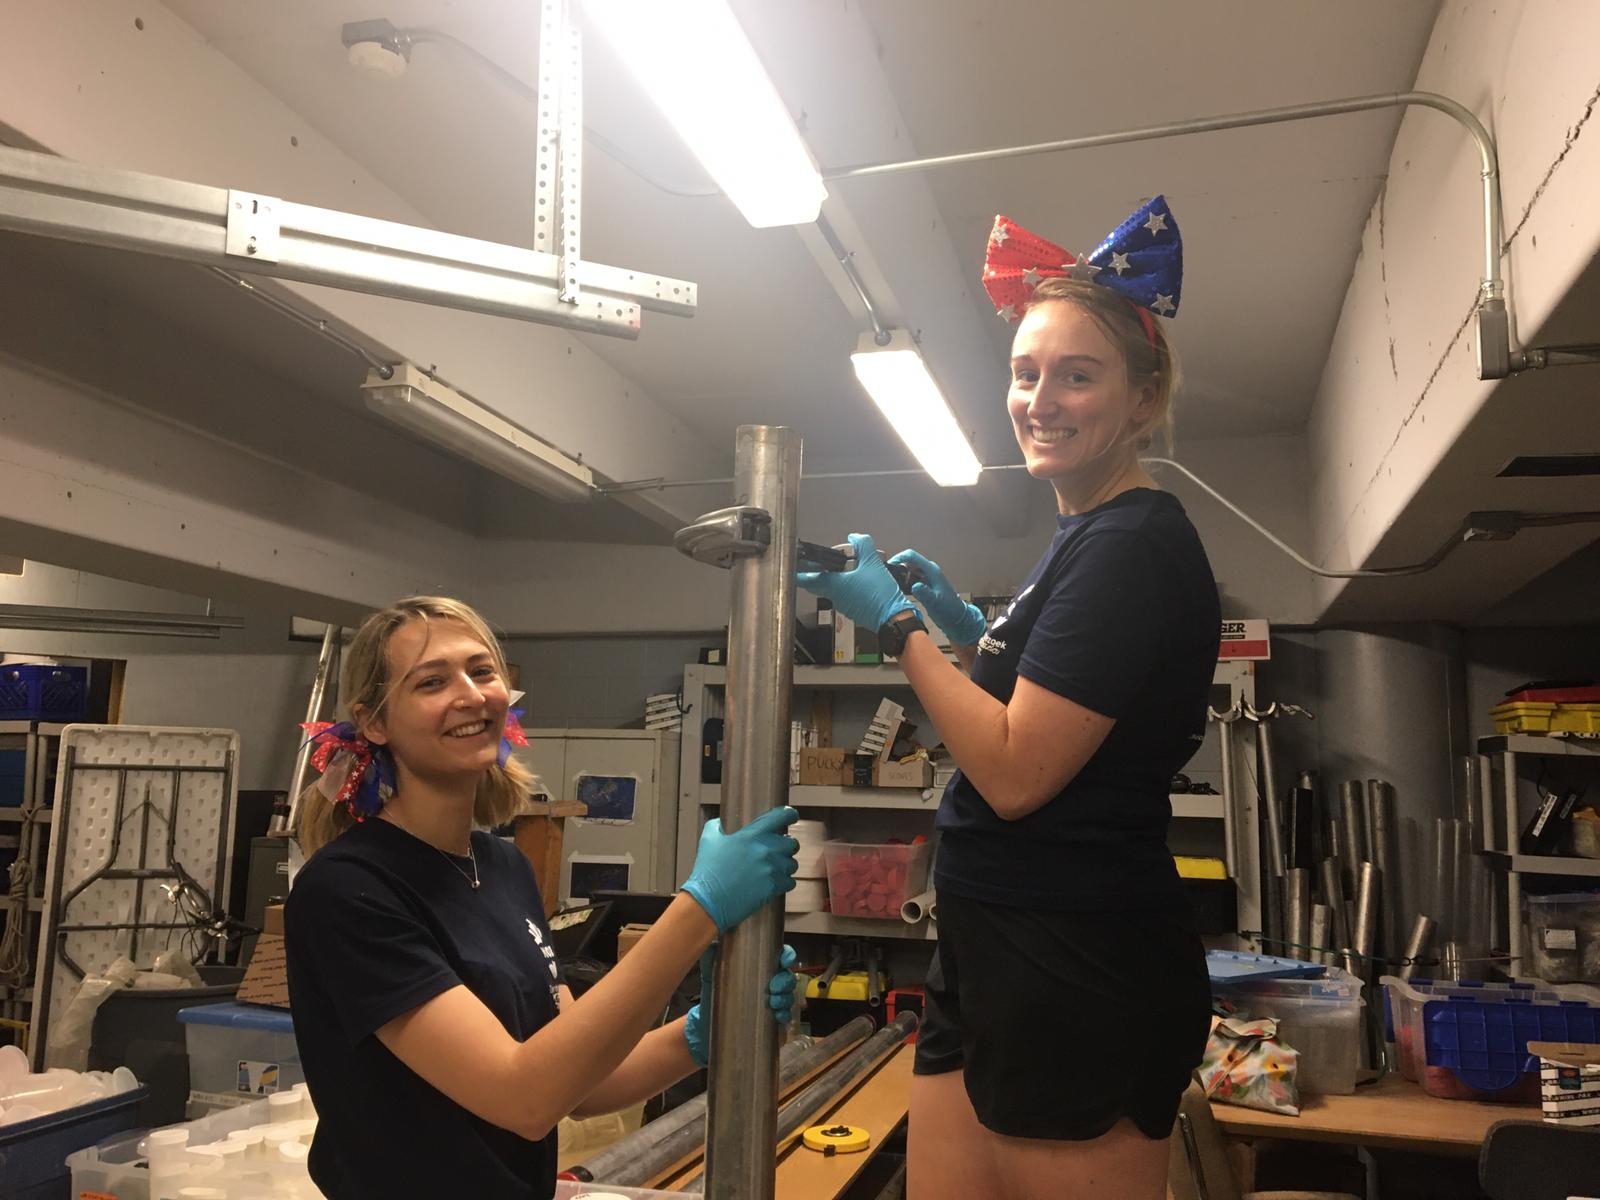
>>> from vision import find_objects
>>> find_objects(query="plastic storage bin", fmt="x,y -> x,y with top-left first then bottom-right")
556,1184 -> 698,1199
1381,975 -> 1600,1103
1524,892 -> 1600,983
175,1002 -> 302,1116
0,664 -> 89,722
823,841 -> 931,919
0,1086 -> 147,1200
1212,965 -> 1364,1095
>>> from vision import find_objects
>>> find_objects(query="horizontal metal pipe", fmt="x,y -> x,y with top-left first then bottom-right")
681,1012 -> 918,1194
823,90 -> 1502,297
579,1017 -> 875,1186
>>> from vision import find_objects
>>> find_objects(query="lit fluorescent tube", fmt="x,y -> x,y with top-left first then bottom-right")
850,331 -> 982,487
361,364 -> 595,503
580,0 -> 827,228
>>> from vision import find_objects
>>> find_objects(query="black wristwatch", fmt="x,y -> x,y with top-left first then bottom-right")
877,609 -> 928,659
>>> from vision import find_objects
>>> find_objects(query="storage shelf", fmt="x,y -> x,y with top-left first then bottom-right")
0,722 -> 67,738
1486,851 -> 1600,878
784,911 -> 937,941
0,807 -> 52,823
700,784 -> 939,811
1170,793 -> 1225,819
1478,734 -> 1600,758
695,664 -> 912,689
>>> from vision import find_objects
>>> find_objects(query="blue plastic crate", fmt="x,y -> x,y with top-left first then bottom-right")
0,1086 -> 147,1200
1424,992 -> 1600,1094
0,665 -> 89,723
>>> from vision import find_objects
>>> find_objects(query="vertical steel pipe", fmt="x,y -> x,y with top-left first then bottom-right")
1432,817 -> 1458,945
1352,862 -> 1381,979
276,623 -> 342,837
1216,715 -> 1239,880
1285,867 -> 1311,960
1319,857 -> 1353,975
1339,781 -> 1368,879
1309,903 -> 1331,968
1398,915 -> 1437,981
703,426 -> 801,1200
1258,719 -> 1287,878
1366,780 -> 1399,959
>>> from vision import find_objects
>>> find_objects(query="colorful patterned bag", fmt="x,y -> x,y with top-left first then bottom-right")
1197,1015 -> 1301,1116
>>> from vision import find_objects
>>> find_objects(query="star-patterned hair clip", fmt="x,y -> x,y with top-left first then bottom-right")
982,196 -> 1183,332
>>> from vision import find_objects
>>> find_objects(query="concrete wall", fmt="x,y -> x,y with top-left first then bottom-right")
0,562 -> 317,791
1306,0 -> 1600,610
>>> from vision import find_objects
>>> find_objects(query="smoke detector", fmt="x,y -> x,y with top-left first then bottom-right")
341,18 -> 411,79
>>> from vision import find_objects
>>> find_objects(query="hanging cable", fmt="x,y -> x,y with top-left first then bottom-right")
207,269 -> 394,379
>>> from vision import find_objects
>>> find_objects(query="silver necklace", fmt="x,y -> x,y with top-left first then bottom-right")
434,842 -> 481,889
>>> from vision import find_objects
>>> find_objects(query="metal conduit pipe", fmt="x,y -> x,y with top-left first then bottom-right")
575,1016 -> 875,1187
702,426 -> 803,1200
683,1012 -> 920,1194
823,90 -> 1502,305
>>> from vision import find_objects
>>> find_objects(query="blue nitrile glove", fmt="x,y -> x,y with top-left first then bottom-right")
887,549 -> 987,647
796,533 -> 916,633
681,806 -> 800,933
684,944 -> 800,1068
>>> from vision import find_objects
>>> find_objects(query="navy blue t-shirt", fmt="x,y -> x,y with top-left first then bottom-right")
934,488 -> 1220,912
285,818 -> 564,1200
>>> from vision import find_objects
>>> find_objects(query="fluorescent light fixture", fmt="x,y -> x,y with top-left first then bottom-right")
850,331 -> 982,487
0,604 -> 242,639
361,364 -> 595,503
580,0 -> 826,228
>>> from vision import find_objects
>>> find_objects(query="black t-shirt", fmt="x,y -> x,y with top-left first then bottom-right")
284,818 -> 564,1200
934,488 -> 1221,912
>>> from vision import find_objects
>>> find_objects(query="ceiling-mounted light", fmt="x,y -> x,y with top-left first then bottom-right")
579,0 -> 826,228
340,18 -> 411,78
361,364 -> 596,503
850,331 -> 982,487
0,605 -> 243,639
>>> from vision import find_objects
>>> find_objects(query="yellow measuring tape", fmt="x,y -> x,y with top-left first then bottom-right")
801,1123 -> 871,1155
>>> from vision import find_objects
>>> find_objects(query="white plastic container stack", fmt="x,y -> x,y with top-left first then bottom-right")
0,1044 -> 141,1124
785,819 -> 829,913
1213,965 -> 1365,1095
69,1083 -> 320,1198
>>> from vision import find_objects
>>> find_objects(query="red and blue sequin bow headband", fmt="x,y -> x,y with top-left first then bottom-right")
300,709 -> 529,820
982,195 -> 1183,337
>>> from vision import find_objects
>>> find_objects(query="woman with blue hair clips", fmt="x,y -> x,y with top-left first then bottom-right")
285,596 -> 800,1200
801,201 -> 1220,1200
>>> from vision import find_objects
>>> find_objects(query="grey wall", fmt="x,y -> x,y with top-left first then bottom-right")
0,562 -> 318,791
504,636 -> 712,730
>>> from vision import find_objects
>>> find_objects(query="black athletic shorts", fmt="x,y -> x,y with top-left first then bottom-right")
913,889 -> 1212,1141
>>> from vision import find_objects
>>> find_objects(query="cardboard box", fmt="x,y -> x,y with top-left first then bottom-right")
1529,1041 -> 1600,1126
799,746 -> 851,786
875,758 -> 935,789
236,903 -> 289,1008
615,923 -> 653,962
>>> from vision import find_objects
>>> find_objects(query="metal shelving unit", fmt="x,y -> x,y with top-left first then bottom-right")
1481,733 -> 1600,974
677,659 -> 1261,944
0,722 -> 66,1039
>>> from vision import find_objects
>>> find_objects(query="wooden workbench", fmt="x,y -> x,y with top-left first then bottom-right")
657,1043 -> 914,1199
1211,1074 -> 1540,1155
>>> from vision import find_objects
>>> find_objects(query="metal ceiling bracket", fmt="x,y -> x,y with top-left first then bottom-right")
673,505 -> 774,569
224,190 -> 281,263
0,0 -> 696,338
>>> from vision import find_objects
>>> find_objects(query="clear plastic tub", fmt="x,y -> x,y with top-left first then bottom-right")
555,1184 -> 698,1199
1381,975 -> 1600,1103
1213,965 -> 1364,1095
823,841 -> 931,919
1524,892 -> 1600,984
176,1002 -> 303,1115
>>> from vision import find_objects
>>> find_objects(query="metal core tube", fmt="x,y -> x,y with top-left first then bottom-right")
703,426 -> 802,1200
1366,780 -> 1399,959
1399,915 -> 1437,981
1285,868 -> 1311,961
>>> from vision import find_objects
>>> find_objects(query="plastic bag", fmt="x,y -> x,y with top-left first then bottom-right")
1197,1014 -> 1301,1115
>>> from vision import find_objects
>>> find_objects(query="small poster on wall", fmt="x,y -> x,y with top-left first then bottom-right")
574,774 -> 638,825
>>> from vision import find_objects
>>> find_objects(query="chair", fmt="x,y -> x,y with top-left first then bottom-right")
1479,1119 -> 1600,1200
1169,1083 -> 1360,1200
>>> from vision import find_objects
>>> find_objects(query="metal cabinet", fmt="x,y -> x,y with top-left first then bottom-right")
520,729 -> 681,905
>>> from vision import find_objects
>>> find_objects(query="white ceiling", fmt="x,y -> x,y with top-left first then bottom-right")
159,0 -> 1440,463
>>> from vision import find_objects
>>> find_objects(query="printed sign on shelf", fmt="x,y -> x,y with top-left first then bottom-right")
1219,619 -> 1271,661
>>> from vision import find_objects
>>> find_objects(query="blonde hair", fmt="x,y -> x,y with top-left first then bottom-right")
296,596 -> 534,856
1023,277 -> 1181,451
